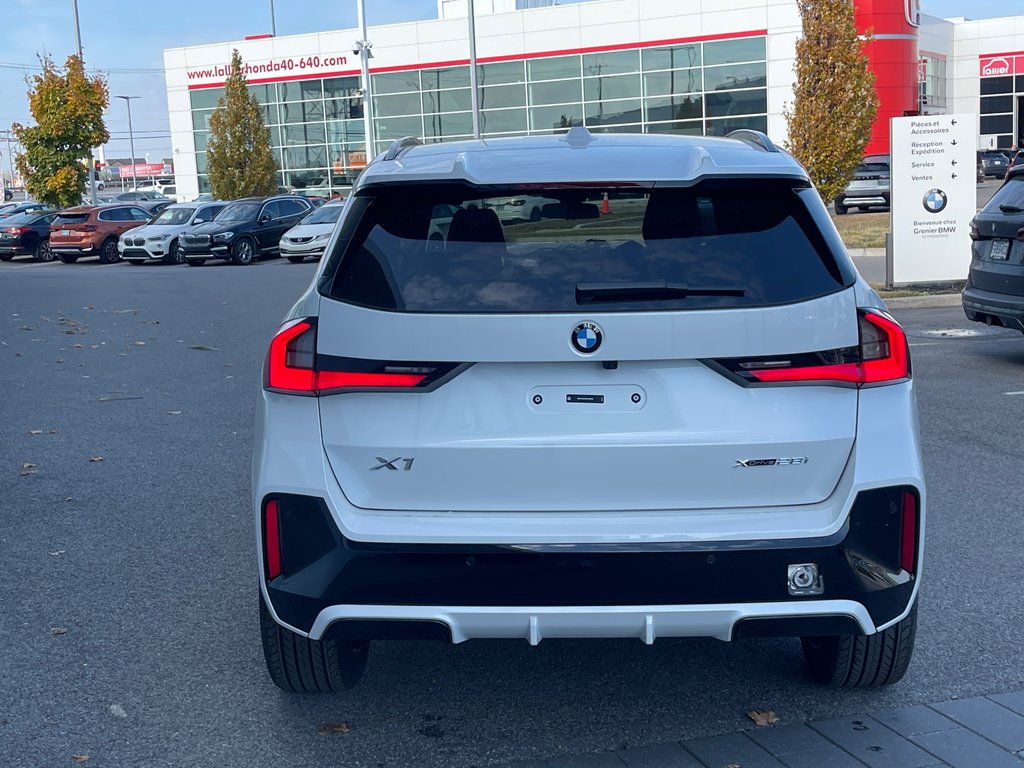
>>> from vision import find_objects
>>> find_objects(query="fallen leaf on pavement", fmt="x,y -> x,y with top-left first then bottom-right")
134,341 -> 145,346
190,344 -> 220,352
28,429 -> 43,435
19,325 -> 37,331
98,395 -> 142,402
113,309 -> 139,314
747,709 -> 780,727
89,456 -> 104,463
71,755 -> 90,763
72,344 -> 83,349
167,410 -> 183,416
51,627 -> 68,636
318,722 -> 350,736
48,550 -> 66,556
108,704 -> 127,719
63,496 -> 73,502
48,428 -> 57,434
21,463 -> 37,471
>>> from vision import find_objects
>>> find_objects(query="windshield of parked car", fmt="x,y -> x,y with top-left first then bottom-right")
216,203 -> 260,222
303,204 -> 344,225
324,182 -> 848,313
152,207 -> 193,225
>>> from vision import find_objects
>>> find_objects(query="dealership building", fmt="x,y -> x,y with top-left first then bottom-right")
162,0 -> 1024,201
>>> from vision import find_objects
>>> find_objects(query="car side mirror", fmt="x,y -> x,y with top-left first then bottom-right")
193,219 -> 204,225
259,215 -> 271,224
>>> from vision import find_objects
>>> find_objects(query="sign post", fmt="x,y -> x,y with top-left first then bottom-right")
889,113 -> 977,284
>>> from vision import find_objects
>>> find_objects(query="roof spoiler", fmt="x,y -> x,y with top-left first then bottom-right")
726,129 -> 779,153
383,136 -> 423,161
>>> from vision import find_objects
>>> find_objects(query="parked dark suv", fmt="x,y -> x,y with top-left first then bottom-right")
979,150 -> 1009,178
963,165 -> 1024,331
181,195 -> 314,266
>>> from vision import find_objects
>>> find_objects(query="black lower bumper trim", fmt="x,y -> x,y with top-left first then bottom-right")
264,488 -> 919,637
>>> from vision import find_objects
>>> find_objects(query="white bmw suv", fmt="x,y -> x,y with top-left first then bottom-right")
254,129 -> 924,692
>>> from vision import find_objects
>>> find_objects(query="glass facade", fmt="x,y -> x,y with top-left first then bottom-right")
188,36 -> 768,194
918,54 -> 947,111
979,73 -> 1024,149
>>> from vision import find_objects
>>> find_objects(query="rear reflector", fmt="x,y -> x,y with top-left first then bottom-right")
900,491 -> 917,574
264,499 -> 281,580
710,308 -> 910,388
265,317 -> 457,395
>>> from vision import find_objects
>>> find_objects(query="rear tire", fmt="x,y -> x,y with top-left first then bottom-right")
259,594 -> 368,693
802,602 -> 917,687
57,253 -> 79,264
186,258 -> 206,267
858,206 -> 870,212
0,253 -> 13,262
834,203 -> 848,215
287,255 -> 305,263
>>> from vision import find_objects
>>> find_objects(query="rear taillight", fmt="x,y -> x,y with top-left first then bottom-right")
82,225 -> 97,232
263,498 -> 281,580
265,318 -> 459,395
900,490 -> 918,574
969,221 -> 980,241
1016,227 -> 1024,242
711,308 -> 909,387
6,227 -> 28,235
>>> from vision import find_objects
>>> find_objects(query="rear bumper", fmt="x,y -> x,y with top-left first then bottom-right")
0,244 -> 30,255
263,487 -> 918,642
962,286 -> 1024,331
50,244 -> 95,254
835,192 -> 889,207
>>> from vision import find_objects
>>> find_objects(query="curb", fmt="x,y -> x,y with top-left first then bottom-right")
884,293 -> 962,309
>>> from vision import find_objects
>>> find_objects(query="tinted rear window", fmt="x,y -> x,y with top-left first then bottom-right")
54,213 -> 90,225
322,182 -> 847,313
983,178 -> 1024,213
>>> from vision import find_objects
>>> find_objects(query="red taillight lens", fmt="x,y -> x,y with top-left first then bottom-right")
969,221 -> 980,241
265,318 -> 447,395
264,498 -> 281,580
900,491 -> 917,574
6,227 -> 28,234
1016,227 -> 1024,242
82,225 -> 97,232
717,309 -> 909,387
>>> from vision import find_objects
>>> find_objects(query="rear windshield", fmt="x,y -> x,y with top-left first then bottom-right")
983,178 -> 1024,213
3,213 -> 44,226
54,213 -> 90,226
303,204 -> 344,225
322,182 -> 847,313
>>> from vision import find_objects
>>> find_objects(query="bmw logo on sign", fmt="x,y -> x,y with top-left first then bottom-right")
922,188 -> 948,214
571,321 -> 603,354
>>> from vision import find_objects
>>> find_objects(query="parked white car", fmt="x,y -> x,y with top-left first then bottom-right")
280,200 -> 345,263
254,130 -> 924,693
118,201 -> 225,264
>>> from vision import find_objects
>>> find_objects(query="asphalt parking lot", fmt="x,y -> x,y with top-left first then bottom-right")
2,259 -> 1024,768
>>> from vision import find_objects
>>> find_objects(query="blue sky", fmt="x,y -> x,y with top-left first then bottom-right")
0,0 -> 1020,165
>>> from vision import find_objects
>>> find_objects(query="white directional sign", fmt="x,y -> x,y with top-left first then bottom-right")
890,114 -> 977,283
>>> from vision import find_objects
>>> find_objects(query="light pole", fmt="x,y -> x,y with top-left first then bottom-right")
72,0 -> 98,205
1,129 -> 16,193
269,0 -> 277,35
116,96 -> 141,191
355,0 -> 375,161
467,0 -> 481,138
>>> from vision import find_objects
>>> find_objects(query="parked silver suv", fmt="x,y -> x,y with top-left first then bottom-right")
834,154 -> 890,214
254,129 -> 924,692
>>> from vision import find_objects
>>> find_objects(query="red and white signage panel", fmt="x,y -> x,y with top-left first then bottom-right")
979,54 -> 1022,77
118,163 -> 167,178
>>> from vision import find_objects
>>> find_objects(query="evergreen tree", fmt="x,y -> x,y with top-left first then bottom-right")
785,0 -> 879,203
206,50 -> 278,199
13,54 -> 109,209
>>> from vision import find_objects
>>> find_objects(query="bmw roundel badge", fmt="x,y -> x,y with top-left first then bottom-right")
571,321 -> 603,354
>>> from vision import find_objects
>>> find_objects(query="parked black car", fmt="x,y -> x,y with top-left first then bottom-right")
3,187 -> 12,201
963,165 -> 1024,332
180,195 -> 314,266
0,210 -> 58,261
0,202 -> 52,220
135,199 -> 173,218
979,150 -> 1009,178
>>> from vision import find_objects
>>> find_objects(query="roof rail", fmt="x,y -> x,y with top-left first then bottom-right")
726,129 -> 779,153
383,136 -> 423,161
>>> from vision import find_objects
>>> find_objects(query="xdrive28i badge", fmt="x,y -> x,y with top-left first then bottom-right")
571,321 -> 603,354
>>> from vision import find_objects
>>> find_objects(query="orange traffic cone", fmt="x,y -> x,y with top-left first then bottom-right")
601,192 -> 610,214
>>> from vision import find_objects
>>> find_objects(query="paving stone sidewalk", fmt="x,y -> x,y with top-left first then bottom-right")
503,691 -> 1024,768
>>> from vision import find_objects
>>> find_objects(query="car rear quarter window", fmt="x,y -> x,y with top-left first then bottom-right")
322,181 -> 850,313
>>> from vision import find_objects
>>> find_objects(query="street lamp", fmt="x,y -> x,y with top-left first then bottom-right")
116,96 -> 141,191
72,0 -> 98,205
